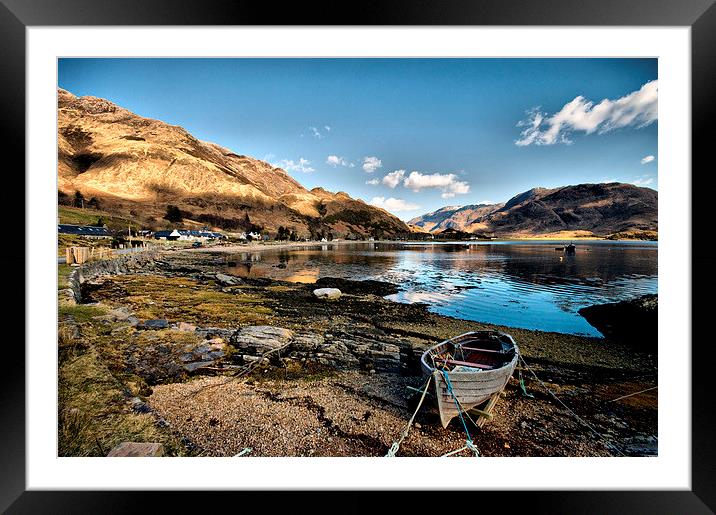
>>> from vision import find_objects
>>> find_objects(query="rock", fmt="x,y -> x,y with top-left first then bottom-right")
130,397 -> 152,414
126,316 -> 140,327
313,288 -> 342,300
107,442 -> 164,457
215,273 -> 241,286
230,325 -> 294,352
314,277 -> 399,296
176,321 -> 197,332
109,306 -> 133,321
184,360 -> 215,372
578,294 -> 657,346
59,288 -> 77,305
195,327 -> 234,340
140,319 -> 169,330
290,333 -> 325,352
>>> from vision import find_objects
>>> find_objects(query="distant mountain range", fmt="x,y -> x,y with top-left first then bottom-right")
408,183 -> 657,239
57,89 -> 657,240
57,88 -> 408,238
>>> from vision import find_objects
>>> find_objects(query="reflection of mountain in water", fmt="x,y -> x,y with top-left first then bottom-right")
222,242 -> 657,336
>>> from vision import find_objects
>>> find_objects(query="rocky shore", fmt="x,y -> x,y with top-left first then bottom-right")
58,250 -> 658,457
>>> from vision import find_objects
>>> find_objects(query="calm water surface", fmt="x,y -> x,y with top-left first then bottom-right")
224,241 -> 657,337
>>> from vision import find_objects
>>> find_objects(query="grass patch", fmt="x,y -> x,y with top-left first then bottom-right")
88,275 -> 274,327
58,263 -> 74,290
59,205 -> 137,230
59,348 -> 190,456
58,303 -> 107,324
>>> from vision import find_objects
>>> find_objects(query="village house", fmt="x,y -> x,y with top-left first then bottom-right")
153,229 -> 226,242
58,224 -> 112,239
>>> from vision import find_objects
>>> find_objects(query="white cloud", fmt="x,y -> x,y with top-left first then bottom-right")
632,175 -> 655,186
369,196 -> 421,212
324,125 -> 331,132
362,156 -> 383,173
277,158 -> 315,174
382,170 -> 405,188
476,200 -> 495,205
515,80 -> 658,146
309,126 -> 324,139
640,155 -> 655,164
326,155 -> 348,167
402,171 -> 470,198
365,178 -> 380,185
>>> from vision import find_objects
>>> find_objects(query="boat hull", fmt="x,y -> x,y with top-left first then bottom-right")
421,331 -> 519,428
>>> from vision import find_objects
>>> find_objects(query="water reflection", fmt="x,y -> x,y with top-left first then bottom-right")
223,241 -> 657,336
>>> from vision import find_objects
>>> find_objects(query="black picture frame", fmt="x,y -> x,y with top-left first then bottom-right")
3,0 -> 713,512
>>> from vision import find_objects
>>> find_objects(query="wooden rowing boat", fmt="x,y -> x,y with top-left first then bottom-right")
420,331 -> 519,428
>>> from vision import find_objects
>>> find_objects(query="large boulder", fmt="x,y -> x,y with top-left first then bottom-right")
313,288 -> 342,300
215,273 -> 241,286
107,442 -> 164,457
230,325 -> 294,353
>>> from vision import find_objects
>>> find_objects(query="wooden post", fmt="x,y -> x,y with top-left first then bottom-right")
65,247 -> 74,264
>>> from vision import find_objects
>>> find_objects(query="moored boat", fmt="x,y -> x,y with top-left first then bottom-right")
421,331 -> 519,428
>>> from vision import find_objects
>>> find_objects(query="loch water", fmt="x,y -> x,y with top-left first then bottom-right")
225,240 -> 658,337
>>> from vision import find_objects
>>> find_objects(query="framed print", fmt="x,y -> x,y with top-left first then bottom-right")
3,0 -> 714,512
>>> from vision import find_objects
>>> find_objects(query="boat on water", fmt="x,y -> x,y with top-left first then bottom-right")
555,243 -> 577,254
421,331 -> 519,428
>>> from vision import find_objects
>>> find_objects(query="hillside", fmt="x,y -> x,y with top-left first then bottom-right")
57,88 -> 408,238
408,203 -> 503,233
409,183 -> 658,238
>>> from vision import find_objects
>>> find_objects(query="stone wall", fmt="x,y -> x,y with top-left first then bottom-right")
66,250 -> 160,303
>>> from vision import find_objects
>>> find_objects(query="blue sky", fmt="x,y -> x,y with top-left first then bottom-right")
58,58 -> 658,220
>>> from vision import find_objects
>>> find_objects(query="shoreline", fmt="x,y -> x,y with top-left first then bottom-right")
58,251 -> 658,457
189,237 -> 657,255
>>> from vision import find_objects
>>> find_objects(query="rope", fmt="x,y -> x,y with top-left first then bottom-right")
234,447 -> 252,457
607,386 -> 658,403
385,375 -> 433,457
518,355 -> 625,457
185,341 -> 292,398
518,368 -> 534,398
439,370 -> 480,457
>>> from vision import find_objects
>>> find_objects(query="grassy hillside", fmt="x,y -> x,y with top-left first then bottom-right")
59,205 -> 140,231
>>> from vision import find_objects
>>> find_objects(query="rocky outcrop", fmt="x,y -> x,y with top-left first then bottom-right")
579,294 -> 657,347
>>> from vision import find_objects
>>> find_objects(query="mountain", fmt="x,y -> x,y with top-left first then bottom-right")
408,203 -> 503,233
57,88 -> 408,238
409,183 -> 658,238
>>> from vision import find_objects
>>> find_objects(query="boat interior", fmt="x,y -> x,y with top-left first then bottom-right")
428,332 -> 516,372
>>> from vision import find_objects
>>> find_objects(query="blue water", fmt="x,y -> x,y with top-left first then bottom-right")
225,240 -> 658,337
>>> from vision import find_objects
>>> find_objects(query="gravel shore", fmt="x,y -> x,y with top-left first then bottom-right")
81,250 -> 657,457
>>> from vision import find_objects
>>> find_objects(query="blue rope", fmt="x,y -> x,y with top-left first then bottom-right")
440,369 -> 473,444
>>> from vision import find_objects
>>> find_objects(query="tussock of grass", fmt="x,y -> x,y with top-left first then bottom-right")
58,348 -> 189,456
59,304 -> 106,324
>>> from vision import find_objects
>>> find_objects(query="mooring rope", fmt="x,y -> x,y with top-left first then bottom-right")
439,370 -> 480,457
184,341 -> 293,398
518,355 -> 626,457
607,386 -> 658,403
385,375 -> 433,457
